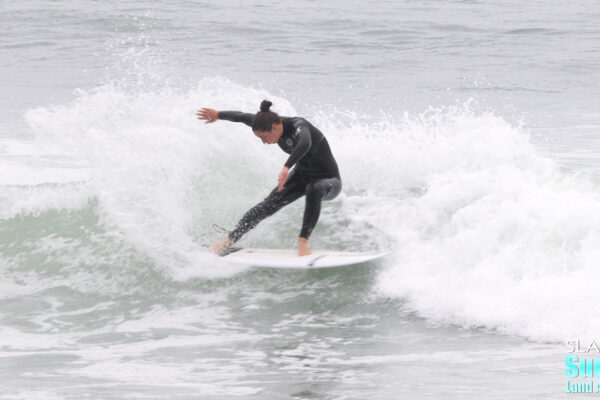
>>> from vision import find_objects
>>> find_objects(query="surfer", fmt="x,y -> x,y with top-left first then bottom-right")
197,100 -> 342,256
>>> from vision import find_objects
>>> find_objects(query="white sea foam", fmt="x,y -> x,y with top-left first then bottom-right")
345,105 -> 600,342
0,183 -> 93,220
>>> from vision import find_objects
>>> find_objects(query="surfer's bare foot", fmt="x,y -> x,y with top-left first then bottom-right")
211,237 -> 232,254
298,237 -> 311,256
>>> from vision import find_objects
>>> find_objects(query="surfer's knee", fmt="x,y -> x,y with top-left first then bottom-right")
323,178 -> 341,201
305,181 -> 322,202
306,178 -> 341,202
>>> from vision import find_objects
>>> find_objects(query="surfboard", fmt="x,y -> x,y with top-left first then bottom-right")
219,247 -> 388,269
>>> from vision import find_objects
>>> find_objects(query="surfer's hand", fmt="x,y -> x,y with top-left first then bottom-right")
197,108 -> 219,123
211,237 -> 232,254
278,166 -> 289,191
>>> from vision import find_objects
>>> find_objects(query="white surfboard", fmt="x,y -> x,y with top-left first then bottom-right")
219,247 -> 388,269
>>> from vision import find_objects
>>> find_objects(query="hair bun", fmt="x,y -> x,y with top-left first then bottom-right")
260,100 -> 273,113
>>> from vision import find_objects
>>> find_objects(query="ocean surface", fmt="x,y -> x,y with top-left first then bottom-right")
1,1 -> 600,399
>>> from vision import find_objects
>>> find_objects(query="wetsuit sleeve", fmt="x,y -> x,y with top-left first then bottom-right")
218,111 -> 253,127
284,123 -> 312,168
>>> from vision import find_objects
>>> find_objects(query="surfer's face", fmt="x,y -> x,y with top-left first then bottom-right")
254,123 -> 282,144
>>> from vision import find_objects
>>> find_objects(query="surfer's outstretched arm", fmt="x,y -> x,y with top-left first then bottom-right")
197,108 -> 253,127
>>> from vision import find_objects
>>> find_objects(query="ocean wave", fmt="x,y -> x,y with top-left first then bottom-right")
3,77 -> 599,340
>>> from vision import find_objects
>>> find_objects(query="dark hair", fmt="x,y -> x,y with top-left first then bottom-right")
252,100 -> 281,132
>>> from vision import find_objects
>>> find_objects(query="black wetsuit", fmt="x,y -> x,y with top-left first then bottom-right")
218,111 -> 342,241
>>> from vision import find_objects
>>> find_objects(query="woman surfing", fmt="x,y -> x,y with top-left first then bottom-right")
197,100 -> 342,256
